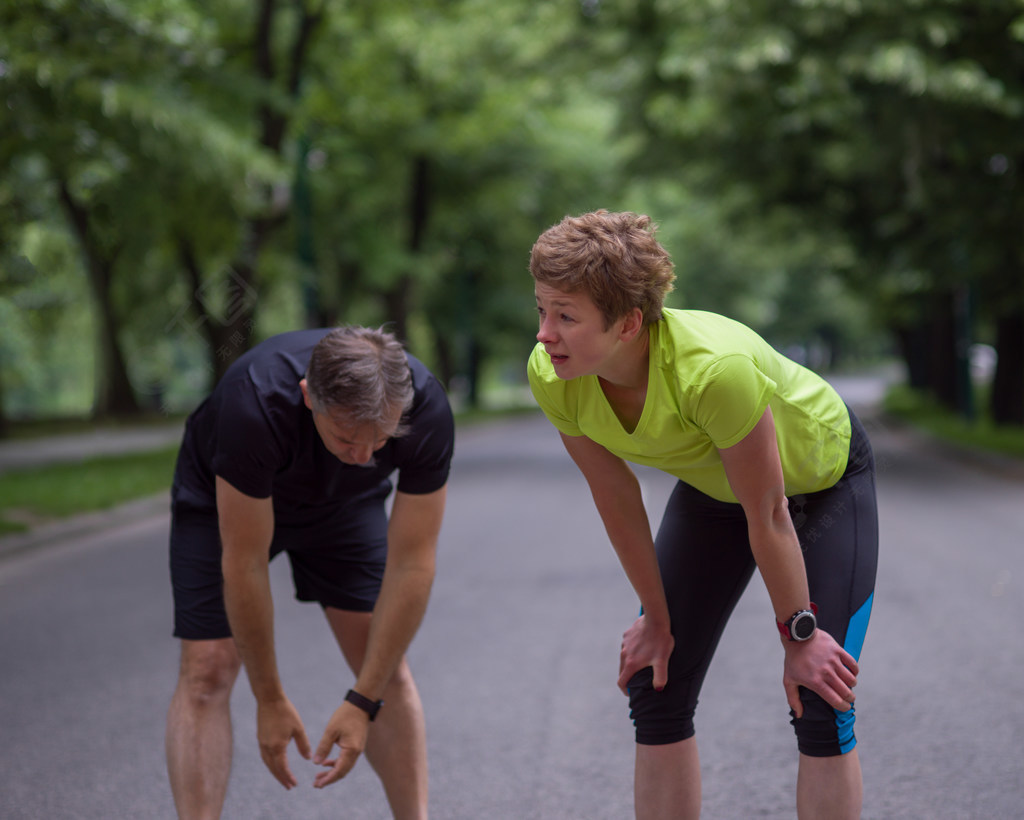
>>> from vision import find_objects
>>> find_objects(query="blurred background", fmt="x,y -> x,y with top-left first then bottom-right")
1,0 -> 1021,429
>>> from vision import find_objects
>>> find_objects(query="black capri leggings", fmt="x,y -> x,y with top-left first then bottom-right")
627,408 -> 878,757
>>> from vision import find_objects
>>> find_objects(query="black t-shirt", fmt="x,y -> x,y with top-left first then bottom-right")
172,329 -> 454,528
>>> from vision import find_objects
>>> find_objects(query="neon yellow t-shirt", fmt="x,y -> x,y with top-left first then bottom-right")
527,309 -> 851,503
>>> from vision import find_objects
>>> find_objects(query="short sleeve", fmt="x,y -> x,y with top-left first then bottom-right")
692,355 -> 776,448
393,362 -> 455,495
210,379 -> 287,499
527,344 -> 582,436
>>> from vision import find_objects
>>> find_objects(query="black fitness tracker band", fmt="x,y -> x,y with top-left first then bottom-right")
345,688 -> 383,721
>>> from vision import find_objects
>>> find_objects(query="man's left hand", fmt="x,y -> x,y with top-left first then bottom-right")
312,701 -> 370,788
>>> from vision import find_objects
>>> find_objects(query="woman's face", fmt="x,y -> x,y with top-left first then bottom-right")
535,282 -> 622,381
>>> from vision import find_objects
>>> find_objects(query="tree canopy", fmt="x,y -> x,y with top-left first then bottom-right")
2,0 -> 1022,425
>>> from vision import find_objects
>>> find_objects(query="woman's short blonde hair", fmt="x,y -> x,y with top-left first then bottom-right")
529,210 -> 676,328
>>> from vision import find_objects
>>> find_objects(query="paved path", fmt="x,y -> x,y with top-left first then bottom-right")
2,373 -> 1023,818
0,422 -> 184,475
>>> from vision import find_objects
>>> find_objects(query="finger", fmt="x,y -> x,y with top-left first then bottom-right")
294,726 -> 312,761
313,731 -> 337,766
262,745 -> 297,789
784,681 -> 803,719
816,677 -> 853,712
824,666 -> 857,703
313,745 -> 360,789
651,658 -> 668,692
616,657 -> 645,695
617,666 -> 631,696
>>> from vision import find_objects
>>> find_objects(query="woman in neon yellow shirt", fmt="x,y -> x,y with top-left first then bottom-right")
528,210 -> 877,819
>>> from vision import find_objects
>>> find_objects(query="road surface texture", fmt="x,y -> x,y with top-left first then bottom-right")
1,378 -> 1022,819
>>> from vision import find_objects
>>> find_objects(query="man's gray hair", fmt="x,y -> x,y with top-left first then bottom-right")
305,326 -> 414,432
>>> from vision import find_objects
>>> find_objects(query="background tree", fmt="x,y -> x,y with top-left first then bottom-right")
597,0 -> 1024,423
3,0 -> 1019,426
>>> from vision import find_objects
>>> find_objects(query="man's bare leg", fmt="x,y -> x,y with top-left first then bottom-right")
325,608 -> 428,820
634,736 -> 701,820
166,638 -> 242,820
797,749 -> 862,820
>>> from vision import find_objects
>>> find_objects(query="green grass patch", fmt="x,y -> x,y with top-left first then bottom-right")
884,384 -> 1024,460
0,446 -> 178,535
3,414 -> 187,440
0,405 -> 548,538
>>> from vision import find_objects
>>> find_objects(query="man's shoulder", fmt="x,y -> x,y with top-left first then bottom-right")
217,329 -> 327,385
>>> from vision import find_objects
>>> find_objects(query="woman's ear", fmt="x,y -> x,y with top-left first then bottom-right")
618,307 -> 645,342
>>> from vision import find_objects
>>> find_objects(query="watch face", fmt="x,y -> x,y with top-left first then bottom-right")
793,612 -> 816,640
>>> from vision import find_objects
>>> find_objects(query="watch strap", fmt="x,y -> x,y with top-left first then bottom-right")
345,688 -> 383,721
777,602 -> 818,641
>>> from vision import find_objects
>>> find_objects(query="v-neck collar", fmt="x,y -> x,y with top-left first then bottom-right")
594,328 -> 657,436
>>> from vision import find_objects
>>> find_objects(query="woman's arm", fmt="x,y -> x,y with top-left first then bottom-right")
560,432 -> 674,693
718,408 -> 858,716
717,408 -> 810,623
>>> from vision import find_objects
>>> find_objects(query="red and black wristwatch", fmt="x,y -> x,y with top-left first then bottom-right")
777,602 -> 818,642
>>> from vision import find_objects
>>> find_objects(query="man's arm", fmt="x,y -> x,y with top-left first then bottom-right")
559,432 -> 675,694
313,485 -> 446,788
718,408 -> 858,717
216,476 -> 311,788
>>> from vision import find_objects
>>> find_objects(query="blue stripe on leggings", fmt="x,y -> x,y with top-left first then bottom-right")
835,593 -> 874,753
844,592 -> 874,661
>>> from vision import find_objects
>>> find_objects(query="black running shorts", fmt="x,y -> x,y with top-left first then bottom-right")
169,501 -> 388,640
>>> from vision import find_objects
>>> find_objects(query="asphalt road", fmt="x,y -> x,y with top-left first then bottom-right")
1,385 -> 1022,819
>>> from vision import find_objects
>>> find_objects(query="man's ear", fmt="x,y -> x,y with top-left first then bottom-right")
299,378 -> 313,410
618,307 -> 645,342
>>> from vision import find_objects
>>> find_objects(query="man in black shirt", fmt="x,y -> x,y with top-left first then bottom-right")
165,326 -> 454,819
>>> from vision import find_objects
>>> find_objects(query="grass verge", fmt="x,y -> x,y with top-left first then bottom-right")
0,408 -> 540,538
0,446 -> 178,536
883,385 -> 1024,460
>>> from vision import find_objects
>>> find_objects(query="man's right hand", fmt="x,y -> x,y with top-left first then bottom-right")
256,697 -> 312,789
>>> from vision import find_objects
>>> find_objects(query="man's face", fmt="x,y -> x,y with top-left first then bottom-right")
301,380 -> 402,466
535,282 -> 621,381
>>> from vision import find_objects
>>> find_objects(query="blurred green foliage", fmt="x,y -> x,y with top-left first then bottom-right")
1,0 -> 1021,426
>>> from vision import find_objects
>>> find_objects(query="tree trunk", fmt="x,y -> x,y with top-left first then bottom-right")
385,154 -> 433,343
383,279 -> 412,344
991,308 -> 1024,426
894,323 -> 930,392
466,335 -> 482,409
95,285 -> 142,417
56,179 -> 141,418
431,326 -> 455,392
174,0 -> 327,387
926,290 -> 959,412
0,369 -> 8,437
177,235 -> 261,385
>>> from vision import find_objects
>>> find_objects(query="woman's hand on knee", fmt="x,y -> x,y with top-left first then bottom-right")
782,630 -> 858,718
618,614 -> 675,695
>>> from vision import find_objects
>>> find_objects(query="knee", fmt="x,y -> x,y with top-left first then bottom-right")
177,640 -> 241,704
629,670 -> 695,746
791,693 -> 857,757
